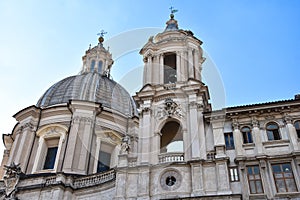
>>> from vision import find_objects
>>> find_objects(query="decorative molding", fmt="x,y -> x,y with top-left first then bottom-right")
284,113 -> 292,124
72,116 -> 93,124
155,98 -> 185,120
17,122 -> 34,134
3,162 -> 22,199
104,131 -> 121,143
232,118 -> 239,130
264,115 -> 275,120
251,117 -> 259,128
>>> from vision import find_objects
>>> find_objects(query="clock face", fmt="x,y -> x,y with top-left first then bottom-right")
160,170 -> 182,191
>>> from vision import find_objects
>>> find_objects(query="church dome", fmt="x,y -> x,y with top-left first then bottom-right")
37,72 -> 137,117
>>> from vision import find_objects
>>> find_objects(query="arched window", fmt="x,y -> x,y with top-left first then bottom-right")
90,60 -> 96,72
294,121 -> 300,138
164,53 -> 177,84
266,122 -> 281,141
160,121 -> 183,153
241,126 -> 253,144
32,125 -> 68,173
98,61 -> 103,73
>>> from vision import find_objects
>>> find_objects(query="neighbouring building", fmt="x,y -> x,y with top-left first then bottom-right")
0,12 -> 300,200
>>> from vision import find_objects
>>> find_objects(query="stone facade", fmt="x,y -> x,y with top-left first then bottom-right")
0,13 -> 300,200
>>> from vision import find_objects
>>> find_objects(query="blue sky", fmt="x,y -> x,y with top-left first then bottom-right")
0,0 -> 299,151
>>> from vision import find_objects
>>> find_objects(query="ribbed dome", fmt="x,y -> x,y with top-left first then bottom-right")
37,73 -> 137,117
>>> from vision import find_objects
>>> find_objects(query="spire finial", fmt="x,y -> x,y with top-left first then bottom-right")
97,29 -> 107,44
169,6 -> 178,19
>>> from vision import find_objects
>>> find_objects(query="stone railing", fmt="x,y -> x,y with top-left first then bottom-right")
159,152 -> 184,163
73,169 -> 115,189
43,169 -> 115,189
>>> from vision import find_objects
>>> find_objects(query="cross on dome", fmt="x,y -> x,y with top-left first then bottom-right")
97,29 -> 107,44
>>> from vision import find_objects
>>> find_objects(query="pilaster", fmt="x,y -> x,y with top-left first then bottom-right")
232,119 -> 244,157
188,95 -> 201,159
252,117 -> 263,155
284,114 -> 299,151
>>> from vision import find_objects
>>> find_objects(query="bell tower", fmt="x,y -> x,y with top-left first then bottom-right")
140,12 -> 205,86
134,11 -> 211,167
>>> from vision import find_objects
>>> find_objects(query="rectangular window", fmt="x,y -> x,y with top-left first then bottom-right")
97,151 -> 111,173
224,132 -> 235,150
164,53 -> 177,84
43,147 -> 58,170
229,167 -> 239,182
247,165 -> 264,194
272,163 -> 297,193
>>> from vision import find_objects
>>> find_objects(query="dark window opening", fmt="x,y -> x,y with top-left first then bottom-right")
224,132 -> 235,150
247,165 -> 264,194
266,123 -> 281,140
164,53 -> 177,84
160,121 -> 183,153
97,151 -> 111,173
43,147 -> 58,170
91,60 -> 95,72
294,121 -> 300,138
166,176 -> 176,186
98,61 -> 103,73
242,127 -> 253,144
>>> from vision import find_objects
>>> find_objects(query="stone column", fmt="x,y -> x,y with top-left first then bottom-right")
181,51 -> 187,81
188,96 -> 201,159
115,170 -> 127,200
143,57 -> 148,85
284,115 -> 299,151
188,48 -> 194,79
77,117 -> 94,173
259,159 -> 272,199
148,56 -> 153,84
153,55 -> 159,84
252,117 -> 263,155
176,51 -> 181,82
138,101 -> 151,164
63,101 -> 100,175
198,105 -> 207,160
63,115 -> 81,173
216,160 -> 231,194
159,54 -> 164,84
239,162 -> 249,200
191,163 -> 204,196
211,116 -> 226,158
232,119 -> 244,157
194,50 -> 200,81
14,122 -> 35,173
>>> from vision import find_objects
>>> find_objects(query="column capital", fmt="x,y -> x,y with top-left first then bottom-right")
251,117 -> 259,128
232,118 -> 239,130
283,113 -> 293,124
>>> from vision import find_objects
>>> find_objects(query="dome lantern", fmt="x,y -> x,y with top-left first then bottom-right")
81,30 -> 113,76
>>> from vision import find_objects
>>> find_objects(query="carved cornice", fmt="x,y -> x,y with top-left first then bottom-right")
17,122 -> 34,134
189,101 -> 203,110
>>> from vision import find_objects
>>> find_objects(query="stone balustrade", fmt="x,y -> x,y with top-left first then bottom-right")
159,152 -> 184,163
43,169 -> 115,189
73,169 -> 115,189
